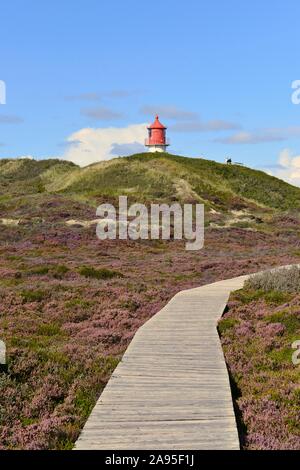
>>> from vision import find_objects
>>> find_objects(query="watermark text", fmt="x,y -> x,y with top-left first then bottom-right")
96,196 -> 204,251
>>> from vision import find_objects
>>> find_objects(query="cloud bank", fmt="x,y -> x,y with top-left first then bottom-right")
64,93 -> 101,102
170,119 -> 240,132
141,105 -> 239,132
140,105 -> 199,121
267,148 -> 300,187
0,115 -> 23,124
63,123 -> 147,166
81,106 -> 123,121
65,90 -> 142,102
215,127 -> 300,144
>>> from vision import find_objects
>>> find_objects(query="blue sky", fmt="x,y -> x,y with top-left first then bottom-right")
1,0 -> 300,182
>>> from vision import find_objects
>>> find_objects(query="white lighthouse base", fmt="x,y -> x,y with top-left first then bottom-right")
146,145 -> 168,153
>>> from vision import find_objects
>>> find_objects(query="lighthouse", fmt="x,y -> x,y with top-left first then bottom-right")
145,115 -> 170,153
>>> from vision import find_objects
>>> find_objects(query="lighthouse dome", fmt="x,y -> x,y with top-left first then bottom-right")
148,115 -> 166,130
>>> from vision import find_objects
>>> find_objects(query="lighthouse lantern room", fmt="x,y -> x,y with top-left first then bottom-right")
145,115 -> 170,153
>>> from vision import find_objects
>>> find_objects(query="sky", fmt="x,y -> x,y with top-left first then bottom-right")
1,0 -> 300,184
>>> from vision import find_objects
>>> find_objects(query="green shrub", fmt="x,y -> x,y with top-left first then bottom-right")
65,298 -> 93,309
231,221 -> 251,229
232,288 -> 265,304
119,299 -> 140,312
218,318 -> 238,335
37,323 -> 61,336
74,388 -> 95,418
264,291 -> 292,305
52,264 -> 69,279
267,347 -> 293,366
267,310 -> 300,334
78,266 -> 123,280
30,266 -> 49,275
21,289 -> 47,303
245,266 -> 300,293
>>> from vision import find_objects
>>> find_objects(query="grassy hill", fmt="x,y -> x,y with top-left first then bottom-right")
1,153 -> 300,213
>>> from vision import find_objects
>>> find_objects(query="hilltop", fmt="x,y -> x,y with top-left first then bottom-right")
0,153 -> 300,214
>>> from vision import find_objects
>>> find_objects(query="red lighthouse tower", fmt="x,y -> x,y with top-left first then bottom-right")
145,115 -> 169,153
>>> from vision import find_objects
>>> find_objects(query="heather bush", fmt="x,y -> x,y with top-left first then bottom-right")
219,284 -> 300,449
119,299 -> 140,312
266,310 -> 300,335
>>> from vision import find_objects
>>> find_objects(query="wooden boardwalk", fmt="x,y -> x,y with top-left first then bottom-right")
75,274 -> 250,450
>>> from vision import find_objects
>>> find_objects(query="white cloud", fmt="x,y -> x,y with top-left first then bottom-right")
63,123 -> 147,166
278,148 -> 291,167
268,148 -> 300,186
